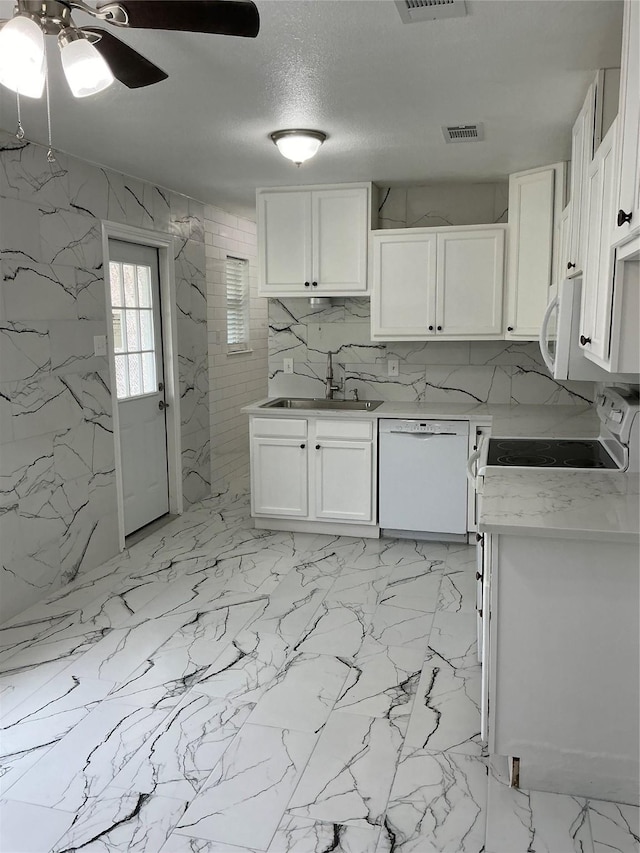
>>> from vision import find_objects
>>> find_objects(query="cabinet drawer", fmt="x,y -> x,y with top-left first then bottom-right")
251,418 -> 307,438
314,419 -> 373,440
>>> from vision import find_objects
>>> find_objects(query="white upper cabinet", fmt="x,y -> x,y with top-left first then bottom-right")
436,230 -> 504,337
257,184 -> 371,297
505,163 -> 565,339
580,121 -> 618,366
371,226 -> 504,341
612,0 -> 640,245
567,82 -> 596,275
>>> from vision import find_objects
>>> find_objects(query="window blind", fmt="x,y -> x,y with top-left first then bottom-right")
226,256 -> 249,352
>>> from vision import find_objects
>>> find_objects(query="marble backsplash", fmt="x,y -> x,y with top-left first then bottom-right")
0,129 -> 211,622
268,298 -> 594,406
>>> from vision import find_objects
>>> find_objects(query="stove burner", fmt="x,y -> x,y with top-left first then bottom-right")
496,440 -> 551,452
497,454 -> 556,467
563,458 -> 607,468
557,440 -> 598,449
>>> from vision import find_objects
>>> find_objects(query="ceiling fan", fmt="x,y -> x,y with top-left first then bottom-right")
0,0 -> 260,98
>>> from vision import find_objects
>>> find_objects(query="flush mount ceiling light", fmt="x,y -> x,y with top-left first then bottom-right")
270,129 -> 328,166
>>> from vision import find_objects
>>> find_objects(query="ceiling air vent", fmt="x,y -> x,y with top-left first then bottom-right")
395,0 -> 467,24
442,123 -> 485,143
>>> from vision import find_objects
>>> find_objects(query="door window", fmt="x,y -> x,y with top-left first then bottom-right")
110,260 -> 158,399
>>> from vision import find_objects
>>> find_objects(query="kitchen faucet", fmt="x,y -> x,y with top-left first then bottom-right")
325,351 -> 341,399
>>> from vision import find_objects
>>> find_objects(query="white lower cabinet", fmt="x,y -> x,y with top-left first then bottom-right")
250,416 -> 377,529
483,531 -> 639,804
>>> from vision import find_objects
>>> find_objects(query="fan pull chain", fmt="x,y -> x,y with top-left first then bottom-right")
15,91 -> 25,140
44,54 -> 56,163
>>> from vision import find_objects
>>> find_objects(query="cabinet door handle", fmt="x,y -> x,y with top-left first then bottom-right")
304,281 -> 310,287
158,400 -> 169,410
437,325 -> 442,331
617,209 -> 632,227
476,571 -> 482,581
428,325 -> 434,331
580,335 -> 591,346
315,444 -> 321,450
312,281 -> 318,287
300,443 -> 306,449
507,326 -> 514,332
567,261 -> 576,270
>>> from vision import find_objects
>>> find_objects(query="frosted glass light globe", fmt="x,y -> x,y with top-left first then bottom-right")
60,37 -> 114,98
0,15 -> 46,98
270,130 -> 327,165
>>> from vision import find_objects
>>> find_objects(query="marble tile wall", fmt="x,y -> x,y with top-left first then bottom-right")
204,207 -> 267,496
0,129 -> 213,622
268,298 -> 595,405
377,181 -> 509,229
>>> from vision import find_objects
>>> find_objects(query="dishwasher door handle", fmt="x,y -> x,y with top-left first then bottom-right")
388,431 -> 455,437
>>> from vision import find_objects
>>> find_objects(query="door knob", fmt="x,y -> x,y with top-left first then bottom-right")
158,400 -> 169,410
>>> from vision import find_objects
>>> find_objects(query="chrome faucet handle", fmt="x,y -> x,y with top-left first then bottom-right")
350,388 -> 359,402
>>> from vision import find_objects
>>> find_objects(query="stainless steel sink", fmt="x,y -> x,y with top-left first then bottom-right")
260,397 -> 384,411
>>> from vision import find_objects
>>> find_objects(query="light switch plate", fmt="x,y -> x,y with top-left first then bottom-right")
387,358 -> 399,377
93,335 -> 107,356
284,358 -> 294,374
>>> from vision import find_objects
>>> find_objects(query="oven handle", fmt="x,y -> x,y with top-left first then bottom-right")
467,435 -> 487,490
539,295 -> 558,374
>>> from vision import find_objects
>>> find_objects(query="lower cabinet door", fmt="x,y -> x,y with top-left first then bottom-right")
251,438 -> 308,516
313,440 -> 373,522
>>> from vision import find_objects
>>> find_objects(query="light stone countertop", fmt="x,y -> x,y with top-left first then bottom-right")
243,399 -> 600,437
478,469 -> 640,543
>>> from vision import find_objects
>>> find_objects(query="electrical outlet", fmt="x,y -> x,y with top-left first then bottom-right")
93,335 -> 107,356
387,358 -> 399,377
284,358 -> 294,374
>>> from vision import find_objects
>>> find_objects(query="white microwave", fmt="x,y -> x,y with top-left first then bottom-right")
539,277 -> 624,381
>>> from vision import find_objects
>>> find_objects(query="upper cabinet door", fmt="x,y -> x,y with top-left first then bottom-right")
370,231 -> 437,339
312,188 -> 368,293
613,0 -> 640,245
505,163 -> 565,339
568,82 -> 596,275
436,229 -> 504,336
258,191 -> 312,292
580,121 -> 618,367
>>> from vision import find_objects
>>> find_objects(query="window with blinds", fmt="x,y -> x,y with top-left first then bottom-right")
226,256 -> 250,353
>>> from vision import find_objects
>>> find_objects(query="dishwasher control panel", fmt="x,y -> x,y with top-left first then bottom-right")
380,419 -> 469,436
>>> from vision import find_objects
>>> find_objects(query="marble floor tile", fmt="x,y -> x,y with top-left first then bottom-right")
193,629 -> 291,707
50,788 -> 190,853
428,611 -> 478,670
1,675 -> 113,794
3,701 -> 166,811
377,748 -> 488,853
485,769 -> 592,853
589,800 -> 639,853
293,600 -> 374,661
110,693 -> 253,801
378,563 -> 443,612
174,724 -> 317,850
0,799 -> 73,853
403,651 -> 482,755
247,652 -> 351,733
268,815 -> 382,852
334,638 -> 422,722
287,711 -> 404,830
0,658 -> 72,717
437,570 -> 477,614
323,565 -> 390,609
160,838 -> 262,853
366,603 -> 433,653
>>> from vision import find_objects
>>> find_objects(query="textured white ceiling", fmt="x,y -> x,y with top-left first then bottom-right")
0,0 -> 624,219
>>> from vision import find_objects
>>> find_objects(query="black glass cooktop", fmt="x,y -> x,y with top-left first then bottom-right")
487,438 -> 618,469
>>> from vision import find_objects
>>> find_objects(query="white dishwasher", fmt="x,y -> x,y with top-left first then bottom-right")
378,419 -> 469,539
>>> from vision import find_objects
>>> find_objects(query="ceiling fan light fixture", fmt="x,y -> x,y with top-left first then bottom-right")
270,129 -> 327,165
59,29 -> 114,98
0,14 -> 46,98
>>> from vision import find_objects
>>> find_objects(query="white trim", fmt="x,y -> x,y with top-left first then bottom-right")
101,221 -> 183,550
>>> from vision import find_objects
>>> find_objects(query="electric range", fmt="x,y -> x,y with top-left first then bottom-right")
478,386 -> 640,475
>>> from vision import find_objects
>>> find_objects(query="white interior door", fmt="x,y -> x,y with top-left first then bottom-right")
109,239 -> 169,536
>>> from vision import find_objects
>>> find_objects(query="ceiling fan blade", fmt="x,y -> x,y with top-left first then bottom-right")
97,0 -> 259,38
82,27 -> 168,88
